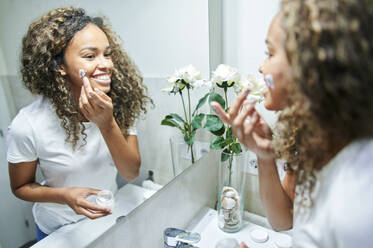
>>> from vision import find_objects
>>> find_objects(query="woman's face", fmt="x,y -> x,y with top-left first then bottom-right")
59,23 -> 114,99
259,14 -> 291,111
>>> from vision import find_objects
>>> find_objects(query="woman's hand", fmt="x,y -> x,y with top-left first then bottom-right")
63,187 -> 112,219
211,89 -> 275,160
79,77 -> 114,128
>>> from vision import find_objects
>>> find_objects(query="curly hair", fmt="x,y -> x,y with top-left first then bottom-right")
273,0 -> 373,208
21,7 -> 152,149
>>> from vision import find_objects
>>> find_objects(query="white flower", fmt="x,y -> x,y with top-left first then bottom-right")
162,65 -> 201,94
211,64 -> 241,87
174,64 -> 201,84
236,75 -> 266,102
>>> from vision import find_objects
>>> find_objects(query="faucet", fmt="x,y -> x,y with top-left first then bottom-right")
164,228 -> 201,248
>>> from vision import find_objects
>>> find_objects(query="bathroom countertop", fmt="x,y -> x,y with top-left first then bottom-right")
187,207 -> 292,248
31,183 -> 154,248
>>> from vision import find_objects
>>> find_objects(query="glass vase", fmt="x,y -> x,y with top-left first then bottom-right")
217,150 -> 247,233
169,137 -> 196,177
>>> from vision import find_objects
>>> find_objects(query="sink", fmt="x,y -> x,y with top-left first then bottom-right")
186,207 -> 292,248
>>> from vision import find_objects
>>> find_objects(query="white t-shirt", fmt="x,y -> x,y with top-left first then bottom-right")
6,97 -> 137,234
293,138 -> 373,248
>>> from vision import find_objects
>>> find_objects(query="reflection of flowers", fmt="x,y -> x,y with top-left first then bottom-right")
162,65 -> 201,94
235,75 -> 265,102
211,64 -> 241,87
161,65 -> 209,164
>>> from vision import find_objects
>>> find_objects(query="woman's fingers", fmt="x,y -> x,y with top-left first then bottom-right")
80,85 -> 94,114
232,102 -> 256,140
227,89 -> 250,119
78,198 -> 111,213
259,118 -> 273,138
254,132 -> 275,154
88,91 -> 106,110
83,76 -> 94,97
95,88 -> 111,102
243,112 -> 260,138
78,207 -> 110,219
211,102 -> 230,124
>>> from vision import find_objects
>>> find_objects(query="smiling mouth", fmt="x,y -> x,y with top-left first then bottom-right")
91,74 -> 111,85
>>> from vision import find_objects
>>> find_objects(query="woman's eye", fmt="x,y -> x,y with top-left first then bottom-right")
104,52 -> 112,57
84,54 -> 95,59
265,51 -> 272,57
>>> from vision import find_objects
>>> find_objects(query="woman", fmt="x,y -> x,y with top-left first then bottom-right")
7,7 -> 151,240
213,0 -> 373,246
212,13 -> 295,232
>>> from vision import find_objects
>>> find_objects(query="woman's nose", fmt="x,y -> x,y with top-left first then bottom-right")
258,64 -> 264,74
97,56 -> 113,69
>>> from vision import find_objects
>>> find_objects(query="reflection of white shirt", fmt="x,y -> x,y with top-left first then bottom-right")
293,139 -> 373,248
6,97 -> 136,234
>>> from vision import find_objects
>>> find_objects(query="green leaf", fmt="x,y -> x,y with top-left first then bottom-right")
161,119 -> 182,130
191,113 -> 205,130
204,114 -> 224,132
210,136 -> 226,150
193,93 -> 209,116
208,93 -> 225,110
221,148 -> 230,162
211,125 -> 225,136
184,131 -> 196,145
232,143 -> 242,154
166,113 -> 186,123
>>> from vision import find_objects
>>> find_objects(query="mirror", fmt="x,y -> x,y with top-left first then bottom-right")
0,0 -> 212,247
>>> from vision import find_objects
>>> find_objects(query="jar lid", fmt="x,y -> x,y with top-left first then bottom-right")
250,228 -> 269,243
96,189 -> 114,208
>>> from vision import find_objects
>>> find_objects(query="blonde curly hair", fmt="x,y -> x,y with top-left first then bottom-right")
21,7 -> 152,149
274,0 -> 373,208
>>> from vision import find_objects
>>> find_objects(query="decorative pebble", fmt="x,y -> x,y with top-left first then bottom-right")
221,197 -> 236,210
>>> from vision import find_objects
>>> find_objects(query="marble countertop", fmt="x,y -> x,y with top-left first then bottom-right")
32,183 -> 153,248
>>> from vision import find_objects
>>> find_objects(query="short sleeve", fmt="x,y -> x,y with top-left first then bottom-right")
6,111 -> 38,163
127,121 -> 137,136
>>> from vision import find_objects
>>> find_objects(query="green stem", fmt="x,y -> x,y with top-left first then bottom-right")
187,88 -> 192,123
228,152 -> 233,186
224,87 -> 229,112
190,143 -> 195,164
186,88 -> 195,163
179,91 -> 188,123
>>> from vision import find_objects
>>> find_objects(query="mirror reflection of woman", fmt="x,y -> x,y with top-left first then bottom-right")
213,0 -> 373,247
7,7 -> 151,241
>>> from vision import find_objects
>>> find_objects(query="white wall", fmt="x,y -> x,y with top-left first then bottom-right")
222,0 -> 281,77
0,0 -> 210,78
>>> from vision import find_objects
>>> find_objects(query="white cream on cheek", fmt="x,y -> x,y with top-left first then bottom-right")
264,74 -> 275,89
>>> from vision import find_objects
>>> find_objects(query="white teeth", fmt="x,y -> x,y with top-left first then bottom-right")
94,74 -> 110,80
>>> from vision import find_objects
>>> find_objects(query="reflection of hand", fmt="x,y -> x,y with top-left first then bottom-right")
79,76 -> 114,128
240,242 -> 249,248
211,89 -> 275,160
63,187 -> 112,219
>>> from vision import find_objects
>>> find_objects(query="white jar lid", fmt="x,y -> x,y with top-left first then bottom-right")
275,235 -> 292,248
96,189 -> 114,208
250,228 -> 269,243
